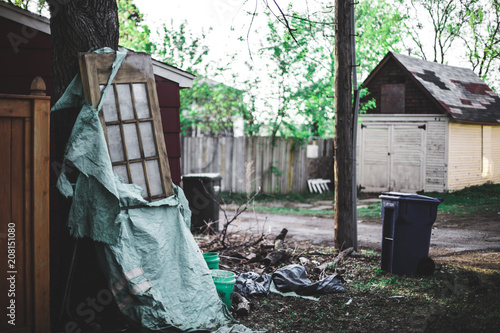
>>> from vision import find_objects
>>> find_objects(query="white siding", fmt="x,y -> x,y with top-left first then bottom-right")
357,115 -> 448,193
447,123 -> 500,190
391,125 -> 425,192
359,124 -> 390,192
425,119 -> 448,192
492,126 -> 500,184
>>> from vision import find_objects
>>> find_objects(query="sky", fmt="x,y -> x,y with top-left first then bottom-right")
133,0 -> 318,123
133,0 -> 325,84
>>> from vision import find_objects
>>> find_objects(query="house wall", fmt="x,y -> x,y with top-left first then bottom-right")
425,117 -> 449,192
357,115 -> 448,193
0,15 -> 183,185
448,123 -> 500,190
0,16 -> 52,95
361,59 -> 444,115
155,75 -> 182,185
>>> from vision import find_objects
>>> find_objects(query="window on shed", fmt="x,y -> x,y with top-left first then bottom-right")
79,52 -> 174,201
381,83 -> 405,114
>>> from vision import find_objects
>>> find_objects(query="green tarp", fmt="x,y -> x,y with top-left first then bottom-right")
53,48 -> 260,333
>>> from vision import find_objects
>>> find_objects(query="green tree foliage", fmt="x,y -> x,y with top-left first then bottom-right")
257,12 -> 314,139
180,78 -> 247,136
4,0 -> 46,13
156,20 -> 210,74
355,0 -> 405,77
251,0 -> 403,138
152,20 -> 249,136
462,0 -> 500,81
398,0 -> 477,63
397,0 -> 500,90
118,0 -> 155,54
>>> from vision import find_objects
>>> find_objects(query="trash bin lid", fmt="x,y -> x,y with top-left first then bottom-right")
379,192 -> 443,204
182,173 -> 222,180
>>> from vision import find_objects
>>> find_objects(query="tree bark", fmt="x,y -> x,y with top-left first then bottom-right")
334,0 -> 355,249
48,0 -> 119,101
47,0 -> 119,326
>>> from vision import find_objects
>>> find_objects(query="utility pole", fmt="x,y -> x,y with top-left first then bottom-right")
350,0 -> 359,250
334,0 -> 356,250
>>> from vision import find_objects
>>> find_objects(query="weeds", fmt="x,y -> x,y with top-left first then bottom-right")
221,183 -> 500,218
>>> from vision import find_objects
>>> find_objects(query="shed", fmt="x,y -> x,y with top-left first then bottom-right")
0,1 -> 195,185
358,51 -> 500,192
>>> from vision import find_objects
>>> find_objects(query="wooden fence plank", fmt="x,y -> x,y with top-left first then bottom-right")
181,136 -> 334,194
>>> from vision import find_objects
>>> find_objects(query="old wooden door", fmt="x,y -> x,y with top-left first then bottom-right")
359,123 -> 426,192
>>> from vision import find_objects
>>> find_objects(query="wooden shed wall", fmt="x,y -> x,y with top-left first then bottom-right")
424,117 -> 448,192
0,15 -> 183,184
356,115 -> 448,192
155,75 -> 182,185
362,58 -> 444,115
448,123 -> 500,190
0,16 -> 52,95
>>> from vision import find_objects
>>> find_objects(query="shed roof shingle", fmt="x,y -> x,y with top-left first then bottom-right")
369,52 -> 500,124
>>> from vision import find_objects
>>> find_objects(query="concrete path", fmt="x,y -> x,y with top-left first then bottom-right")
223,210 -> 500,252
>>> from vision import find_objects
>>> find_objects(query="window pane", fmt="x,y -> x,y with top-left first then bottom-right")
106,125 -> 125,162
133,83 -> 151,118
139,121 -> 157,157
113,164 -> 129,183
116,84 -> 135,120
100,84 -> 119,122
123,123 -> 141,160
129,162 -> 147,197
146,160 -> 163,196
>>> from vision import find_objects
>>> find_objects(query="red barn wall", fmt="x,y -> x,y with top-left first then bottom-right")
155,75 -> 182,185
362,59 -> 444,115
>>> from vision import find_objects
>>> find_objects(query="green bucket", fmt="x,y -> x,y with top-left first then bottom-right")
211,269 -> 236,309
202,252 -> 220,269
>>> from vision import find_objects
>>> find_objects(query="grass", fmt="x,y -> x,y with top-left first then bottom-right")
424,182 -> 500,216
221,191 -> 334,204
235,249 -> 500,333
220,183 -> 500,218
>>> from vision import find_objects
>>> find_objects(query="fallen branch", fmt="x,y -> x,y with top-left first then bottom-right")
198,183 -> 264,250
315,247 -> 354,276
232,292 -> 251,316
264,228 -> 291,266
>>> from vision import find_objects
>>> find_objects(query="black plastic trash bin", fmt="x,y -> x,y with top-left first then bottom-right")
182,173 -> 222,234
379,192 -> 443,275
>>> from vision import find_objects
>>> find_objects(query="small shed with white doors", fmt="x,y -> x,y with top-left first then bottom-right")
358,52 -> 500,193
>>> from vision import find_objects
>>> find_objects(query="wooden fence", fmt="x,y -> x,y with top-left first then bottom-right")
0,78 -> 50,332
181,136 -> 334,194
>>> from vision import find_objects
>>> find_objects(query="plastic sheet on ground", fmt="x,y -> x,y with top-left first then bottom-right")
234,264 -> 345,301
234,272 -> 272,297
272,264 -> 345,295
53,48 -> 261,332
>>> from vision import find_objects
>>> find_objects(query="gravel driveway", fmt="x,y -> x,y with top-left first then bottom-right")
223,209 -> 500,253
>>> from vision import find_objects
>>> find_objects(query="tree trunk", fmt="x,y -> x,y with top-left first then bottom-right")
334,0 -> 355,249
47,0 -> 119,327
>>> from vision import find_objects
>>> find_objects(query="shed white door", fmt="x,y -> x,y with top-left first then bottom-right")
360,123 -> 425,192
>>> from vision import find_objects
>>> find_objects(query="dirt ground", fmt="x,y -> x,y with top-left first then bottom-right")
199,206 -> 500,332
